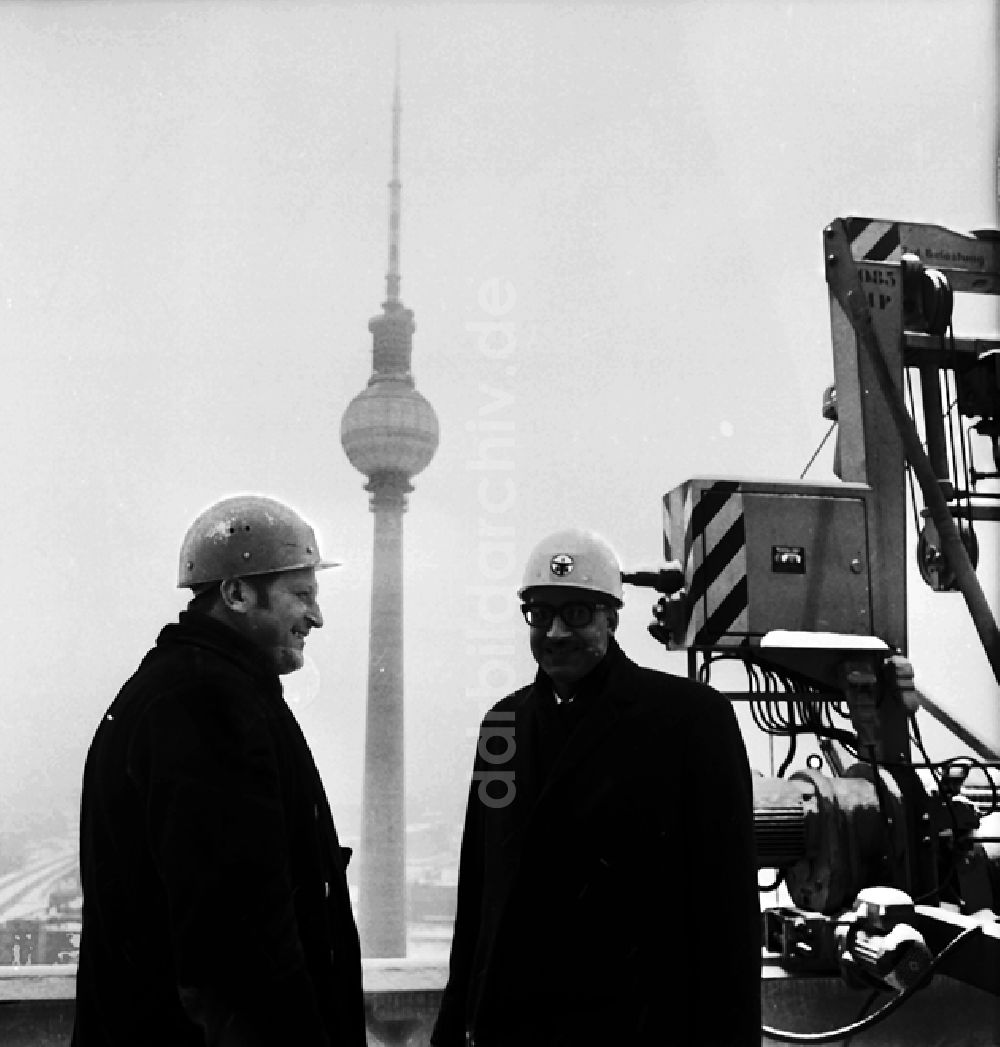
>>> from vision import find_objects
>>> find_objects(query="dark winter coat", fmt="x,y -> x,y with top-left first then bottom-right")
431,638 -> 761,1047
72,611 -> 366,1047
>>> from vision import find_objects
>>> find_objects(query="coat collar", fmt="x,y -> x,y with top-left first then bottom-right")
157,610 -> 282,691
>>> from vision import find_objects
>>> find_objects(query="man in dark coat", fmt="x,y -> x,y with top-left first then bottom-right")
73,495 -> 367,1047
432,528 -> 761,1047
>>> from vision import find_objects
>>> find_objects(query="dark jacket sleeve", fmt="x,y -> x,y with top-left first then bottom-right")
678,691 -> 762,1046
129,686 -> 331,1047
431,757 -> 487,1047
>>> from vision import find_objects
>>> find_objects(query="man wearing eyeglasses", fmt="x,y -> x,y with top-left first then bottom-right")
432,528 -> 761,1047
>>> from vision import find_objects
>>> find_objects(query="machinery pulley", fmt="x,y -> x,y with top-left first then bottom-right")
916,516 -> 979,593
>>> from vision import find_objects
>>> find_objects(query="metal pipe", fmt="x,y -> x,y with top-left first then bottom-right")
914,689 -> 1000,762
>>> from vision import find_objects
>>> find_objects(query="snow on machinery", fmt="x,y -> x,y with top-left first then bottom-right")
624,217 -> 1000,1039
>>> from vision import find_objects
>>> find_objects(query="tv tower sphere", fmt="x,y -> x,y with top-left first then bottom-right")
341,367 -> 439,485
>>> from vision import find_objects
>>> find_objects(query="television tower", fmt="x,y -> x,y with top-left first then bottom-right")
340,55 -> 439,958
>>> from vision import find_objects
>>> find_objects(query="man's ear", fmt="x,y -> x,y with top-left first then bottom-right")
219,578 -> 256,614
607,606 -> 619,633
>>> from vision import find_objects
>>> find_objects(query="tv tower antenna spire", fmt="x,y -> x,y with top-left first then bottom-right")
385,38 -> 402,306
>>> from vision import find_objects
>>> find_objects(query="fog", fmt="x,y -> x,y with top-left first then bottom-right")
0,1 -> 996,872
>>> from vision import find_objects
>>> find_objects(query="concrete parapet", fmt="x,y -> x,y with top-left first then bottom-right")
1,959 -> 998,1046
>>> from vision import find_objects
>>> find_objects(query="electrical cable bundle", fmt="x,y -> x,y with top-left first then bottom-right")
698,652 -> 860,775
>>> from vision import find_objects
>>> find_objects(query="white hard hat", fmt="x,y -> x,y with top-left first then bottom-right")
518,528 -> 623,604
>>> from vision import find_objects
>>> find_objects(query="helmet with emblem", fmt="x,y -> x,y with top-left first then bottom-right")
518,528 -> 623,605
177,494 -> 338,588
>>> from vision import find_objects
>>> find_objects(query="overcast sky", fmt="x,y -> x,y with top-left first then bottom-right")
1,0 -> 997,842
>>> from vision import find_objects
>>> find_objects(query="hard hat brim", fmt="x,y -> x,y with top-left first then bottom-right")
518,583 -> 623,606
177,558 -> 342,588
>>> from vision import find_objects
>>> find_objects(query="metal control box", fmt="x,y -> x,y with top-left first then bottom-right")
663,477 -> 874,648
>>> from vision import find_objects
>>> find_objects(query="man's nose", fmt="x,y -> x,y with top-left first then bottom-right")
546,614 -> 572,639
307,601 -> 324,629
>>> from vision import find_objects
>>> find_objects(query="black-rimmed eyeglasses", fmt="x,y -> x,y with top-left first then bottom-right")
521,601 -> 608,630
